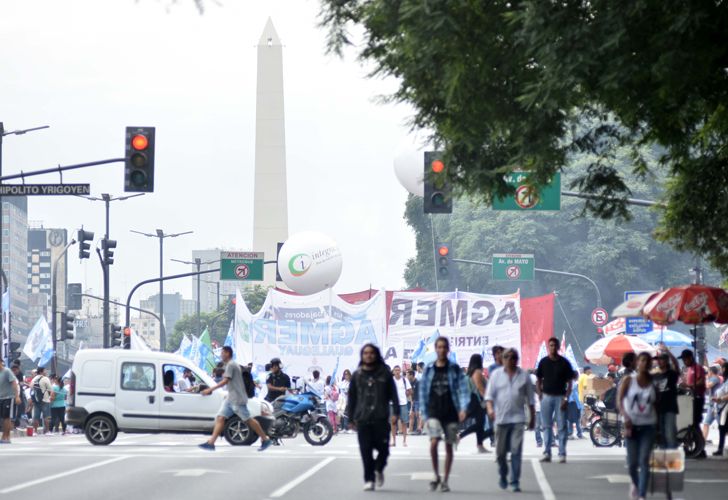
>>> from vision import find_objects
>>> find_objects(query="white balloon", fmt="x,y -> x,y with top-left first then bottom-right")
393,135 -> 433,197
277,231 -> 343,295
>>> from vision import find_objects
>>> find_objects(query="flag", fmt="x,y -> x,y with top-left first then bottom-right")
23,316 -> 51,361
534,341 -> 547,369
198,328 -> 215,372
224,320 -> 234,347
564,344 -> 580,371
130,330 -> 152,351
410,335 -> 428,363
560,332 -> 567,355
329,356 -> 340,385
189,335 -> 201,367
412,330 -> 448,365
720,327 -> 728,347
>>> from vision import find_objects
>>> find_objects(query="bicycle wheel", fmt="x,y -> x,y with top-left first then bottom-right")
590,419 -> 619,447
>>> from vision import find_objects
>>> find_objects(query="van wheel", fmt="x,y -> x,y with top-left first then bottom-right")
224,416 -> 258,446
85,415 -> 117,445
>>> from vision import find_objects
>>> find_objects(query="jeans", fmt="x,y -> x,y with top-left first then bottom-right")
657,412 -> 677,448
567,402 -> 583,438
626,424 -> 656,498
357,420 -> 390,483
540,394 -> 568,456
534,411 -> 543,445
495,423 -> 524,487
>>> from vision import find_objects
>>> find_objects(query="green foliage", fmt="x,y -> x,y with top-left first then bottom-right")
166,285 -> 271,351
319,1 -> 728,274
403,147 -> 721,357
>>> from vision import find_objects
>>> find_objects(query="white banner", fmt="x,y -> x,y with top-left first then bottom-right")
233,288 -> 387,378
387,290 -> 521,366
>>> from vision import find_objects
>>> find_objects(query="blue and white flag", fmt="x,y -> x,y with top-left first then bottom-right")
329,356 -> 340,385
223,320 -> 234,348
534,341 -> 548,369
176,334 -> 192,359
411,330 -> 457,364
564,344 -> 580,371
23,316 -> 51,361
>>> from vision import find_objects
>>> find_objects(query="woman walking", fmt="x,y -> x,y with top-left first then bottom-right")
339,369 -> 352,432
459,354 -> 489,453
618,352 -> 657,500
711,362 -> 728,456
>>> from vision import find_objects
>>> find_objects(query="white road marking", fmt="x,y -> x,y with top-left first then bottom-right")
530,458 -> 556,500
269,457 -> 336,498
162,468 -> 229,477
589,474 -> 631,484
0,456 -> 129,494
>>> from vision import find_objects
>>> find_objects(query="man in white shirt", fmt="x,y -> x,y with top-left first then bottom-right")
485,349 -> 535,493
306,370 -> 325,398
390,365 -> 412,447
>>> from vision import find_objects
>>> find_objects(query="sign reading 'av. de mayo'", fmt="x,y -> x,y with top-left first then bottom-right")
0,184 -> 91,196
492,172 -> 561,211
492,253 -> 535,281
220,251 -> 264,281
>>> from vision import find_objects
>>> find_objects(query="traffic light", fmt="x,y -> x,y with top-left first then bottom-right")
78,229 -> 94,260
123,327 -> 131,349
111,324 -> 122,347
125,126 -> 155,192
102,238 -> 117,266
67,283 -> 82,310
424,151 -> 452,214
61,312 -> 75,341
9,342 -> 21,362
436,242 -> 451,279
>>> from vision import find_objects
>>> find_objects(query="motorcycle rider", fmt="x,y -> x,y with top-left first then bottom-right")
347,343 -> 399,491
266,358 -> 291,402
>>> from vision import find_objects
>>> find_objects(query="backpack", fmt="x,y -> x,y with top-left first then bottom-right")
330,385 -> 339,402
32,376 -> 46,404
241,367 -> 256,398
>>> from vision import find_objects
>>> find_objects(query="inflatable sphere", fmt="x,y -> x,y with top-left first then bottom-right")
277,231 -> 343,295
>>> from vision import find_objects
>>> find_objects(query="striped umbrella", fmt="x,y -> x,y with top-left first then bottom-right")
584,334 -> 656,365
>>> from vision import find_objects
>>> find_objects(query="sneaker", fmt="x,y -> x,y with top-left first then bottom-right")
477,445 -> 490,454
712,450 -> 723,457
258,439 -> 273,452
511,484 -> 521,493
558,455 -> 566,464
499,478 -> 508,490
695,450 -> 707,459
429,477 -> 441,492
440,482 -> 450,492
375,471 -> 384,488
540,455 -> 551,463
629,483 -> 637,500
198,442 -> 215,451
536,442 -> 543,448
363,482 -> 375,491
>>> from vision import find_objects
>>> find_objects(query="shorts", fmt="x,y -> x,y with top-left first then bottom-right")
426,418 -> 459,444
217,400 -> 251,421
705,405 -> 716,425
33,401 -> 51,421
390,403 -> 410,424
0,398 -> 13,419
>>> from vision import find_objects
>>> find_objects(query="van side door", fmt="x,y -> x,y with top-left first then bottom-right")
116,360 -> 159,431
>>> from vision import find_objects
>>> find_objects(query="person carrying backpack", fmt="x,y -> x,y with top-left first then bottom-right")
198,346 -> 272,452
31,366 -> 53,435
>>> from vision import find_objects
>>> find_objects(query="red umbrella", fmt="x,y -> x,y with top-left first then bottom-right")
584,334 -> 656,365
642,285 -> 728,325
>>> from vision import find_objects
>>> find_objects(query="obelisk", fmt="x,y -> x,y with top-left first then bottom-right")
253,18 -> 288,286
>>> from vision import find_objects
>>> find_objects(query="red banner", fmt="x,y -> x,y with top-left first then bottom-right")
520,293 -> 555,369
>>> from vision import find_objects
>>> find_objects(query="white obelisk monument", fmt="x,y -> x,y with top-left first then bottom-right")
253,18 -> 288,286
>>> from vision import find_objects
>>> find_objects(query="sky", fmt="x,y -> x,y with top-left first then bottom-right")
0,0 -> 419,306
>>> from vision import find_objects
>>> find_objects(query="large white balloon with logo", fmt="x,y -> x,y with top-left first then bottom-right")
277,231 -> 343,295
393,134 -> 435,197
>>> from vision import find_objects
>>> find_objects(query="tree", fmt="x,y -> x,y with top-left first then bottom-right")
319,1 -> 728,274
403,145 -> 721,359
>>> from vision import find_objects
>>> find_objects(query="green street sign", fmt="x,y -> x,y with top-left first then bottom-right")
492,253 -> 535,281
492,172 -> 561,211
220,251 -> 264,281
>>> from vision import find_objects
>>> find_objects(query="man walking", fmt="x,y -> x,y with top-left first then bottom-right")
390,365 -> 411,447
199,346 -> 272,451
31,366 -> 53,435
265,358 -> 291,402
407,369 -> 422,434
485,349 -> 535,492
346,343 -> 399,491
679,349 -> 707,458
1,358 -> 21,443
536,337 -> 574,463
419,337 -> 469,492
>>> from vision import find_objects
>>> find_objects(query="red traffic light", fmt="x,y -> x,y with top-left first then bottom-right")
123,327 -> 131,336
131,134 -> 149,150
431,159 -> 445,173
438,245 -> 449,256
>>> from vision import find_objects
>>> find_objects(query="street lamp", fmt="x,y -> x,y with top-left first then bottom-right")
78,193 -> 144,347
171,257 -> 220,336
131,229 -> 193,351
1,122 -> 50,363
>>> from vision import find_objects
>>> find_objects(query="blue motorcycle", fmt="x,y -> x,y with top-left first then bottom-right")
269,390 -> 334,446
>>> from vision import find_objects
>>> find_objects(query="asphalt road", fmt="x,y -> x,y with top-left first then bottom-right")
1,428 -> 726,500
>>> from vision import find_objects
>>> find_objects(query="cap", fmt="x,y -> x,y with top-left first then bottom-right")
678,349 -> 694,359
270,357 -> 282,366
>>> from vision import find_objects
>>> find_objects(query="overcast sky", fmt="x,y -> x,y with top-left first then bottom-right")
0,0 -> 419,306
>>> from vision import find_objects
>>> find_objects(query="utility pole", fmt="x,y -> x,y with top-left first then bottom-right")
78,193 -> 143,347
131,229 -> 193,351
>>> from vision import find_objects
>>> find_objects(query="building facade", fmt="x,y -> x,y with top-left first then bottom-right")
2,197 -> 30,336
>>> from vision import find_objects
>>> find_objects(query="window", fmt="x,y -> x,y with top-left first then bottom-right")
120,362 -> 155,391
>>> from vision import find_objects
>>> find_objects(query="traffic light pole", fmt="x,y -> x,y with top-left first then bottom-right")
451,257 -> 602,307
125,268 -> 219,351
51,239 -> 77,373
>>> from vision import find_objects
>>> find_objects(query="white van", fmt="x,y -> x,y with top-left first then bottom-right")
66,349 -> 272,446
